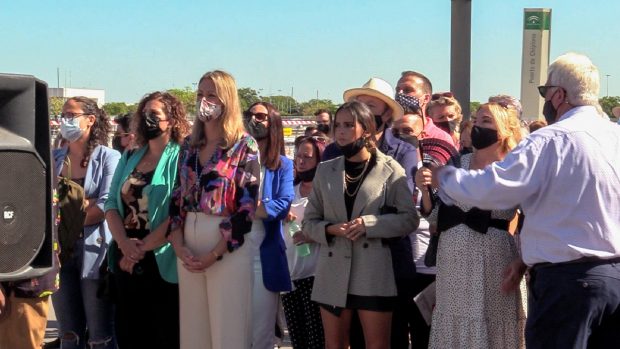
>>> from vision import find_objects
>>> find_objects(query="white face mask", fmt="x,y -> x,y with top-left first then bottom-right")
196,98 -> 222,122
59,117 -> 83,142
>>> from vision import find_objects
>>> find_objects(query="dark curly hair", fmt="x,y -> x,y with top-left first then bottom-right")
132,91 -> 191,147
65,96 -> 111,167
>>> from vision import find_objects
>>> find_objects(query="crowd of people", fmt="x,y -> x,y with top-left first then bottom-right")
0,52 -> 619,349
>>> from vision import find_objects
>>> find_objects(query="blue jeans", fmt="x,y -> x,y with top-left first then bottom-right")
527,259 -> 620,349
52,240 -> 115,349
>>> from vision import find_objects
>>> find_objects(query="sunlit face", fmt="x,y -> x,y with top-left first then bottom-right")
396,75 -> 429,106
295,141 -> 318,173
333,109 -> 366,146
143,99 -> 172,134
197,78 -> 223,107
356,95 -> 389,117
428,105 -> 459,124
249,104 -> 270,128
393,113 -> 424,138
474,105 -> 498,131
315,112 -> 330,125
61,99 -> 95,140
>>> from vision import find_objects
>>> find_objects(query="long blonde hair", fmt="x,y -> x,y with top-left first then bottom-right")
481,102 -> 522,155
190,70 -> 245,149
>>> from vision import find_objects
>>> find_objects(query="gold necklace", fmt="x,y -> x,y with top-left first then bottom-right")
344,160 -> 369,197
344,159 -> 369,182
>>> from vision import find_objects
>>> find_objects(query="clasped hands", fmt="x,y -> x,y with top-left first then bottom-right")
327,217 -> 366,241
118,238 -> 146,274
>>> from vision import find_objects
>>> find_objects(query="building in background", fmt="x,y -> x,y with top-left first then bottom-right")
49,87 -> 105,106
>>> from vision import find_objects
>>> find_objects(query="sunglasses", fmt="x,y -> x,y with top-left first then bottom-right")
537,85 -> 559,98
142,111 -> 170,122
243,111 -> 269,122
431,92 -> 454,100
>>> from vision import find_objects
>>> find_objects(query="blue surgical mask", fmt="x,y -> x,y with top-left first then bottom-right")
60,117 -> 83,142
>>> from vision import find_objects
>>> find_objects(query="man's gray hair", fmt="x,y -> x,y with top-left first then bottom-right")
548,52 -> 600,108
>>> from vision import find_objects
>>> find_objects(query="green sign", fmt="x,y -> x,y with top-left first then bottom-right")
524,10 -> 551,30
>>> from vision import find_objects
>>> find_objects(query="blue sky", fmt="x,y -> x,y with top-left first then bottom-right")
2,0 -> 618,104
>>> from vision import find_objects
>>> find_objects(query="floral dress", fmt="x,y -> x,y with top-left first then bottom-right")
429,153 -> 526,349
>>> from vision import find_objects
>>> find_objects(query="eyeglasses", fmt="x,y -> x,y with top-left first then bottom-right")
115,132 -> 132,138
537,85 -> 559,98
431,92 -> 454,100
243,111 -> 269,122
60,112 -> 89,120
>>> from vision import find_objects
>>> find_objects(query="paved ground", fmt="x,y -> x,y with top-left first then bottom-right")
45,301 -> 293,348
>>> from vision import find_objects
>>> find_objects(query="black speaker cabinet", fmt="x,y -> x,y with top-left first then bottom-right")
0,73 -> 55,281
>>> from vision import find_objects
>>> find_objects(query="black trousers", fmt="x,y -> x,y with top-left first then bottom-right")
112,251 -> 179,349
526,260 -> 620,349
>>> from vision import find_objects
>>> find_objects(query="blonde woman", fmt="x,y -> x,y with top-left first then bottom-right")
417,102 -> 526,349
168,70 -> 260,349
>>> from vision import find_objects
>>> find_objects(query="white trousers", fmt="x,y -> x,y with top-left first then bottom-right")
250,222 -> 280,349
178,213 -> 253,349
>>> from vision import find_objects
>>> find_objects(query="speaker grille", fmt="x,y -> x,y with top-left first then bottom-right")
0,151 -> 46,273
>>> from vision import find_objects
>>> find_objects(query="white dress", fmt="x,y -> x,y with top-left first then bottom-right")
429,154 -> 526,349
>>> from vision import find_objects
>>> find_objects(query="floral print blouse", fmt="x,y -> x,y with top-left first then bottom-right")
170,134 -> 260,251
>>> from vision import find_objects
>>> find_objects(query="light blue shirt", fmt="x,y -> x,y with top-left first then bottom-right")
438,106 -> 620,266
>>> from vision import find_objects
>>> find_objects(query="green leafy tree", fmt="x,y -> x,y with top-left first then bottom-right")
49,97 -> 65,117
469,101 -> 481,117
103,102 -> 134,117
299,99 -> 338,116
238,87 -> 261,112
599,96 -> 620,121
168,87 -> 197,117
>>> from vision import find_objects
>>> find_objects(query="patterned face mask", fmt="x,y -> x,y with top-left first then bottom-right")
196,98 -> 223,122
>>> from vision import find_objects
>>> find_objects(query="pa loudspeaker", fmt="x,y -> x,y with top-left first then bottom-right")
0,73 -> 55,281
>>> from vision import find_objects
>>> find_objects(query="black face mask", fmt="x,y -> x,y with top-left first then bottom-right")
542,100 -> 558,125
471,126 -> 498,150
112,136 -> 124,152
435,120 -> 458,134
246,120 -> 269,140
143,113 -> 164,140
338,137 -> 366,158
296,167 -> 317,183
316,124 -> 330,135
395,133 -> 419,148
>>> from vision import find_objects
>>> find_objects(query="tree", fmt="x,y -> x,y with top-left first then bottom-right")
238,87 -> 261,112
49,97 -> 65,117
469,101 -> 481,117
599,96 -> 620,121
168,87 -> 197,117
103,102 -> 135,117
299,99 -> 338,116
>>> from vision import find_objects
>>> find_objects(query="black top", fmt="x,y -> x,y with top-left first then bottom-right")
121,168 -> 155,231
344,154 -> 377,220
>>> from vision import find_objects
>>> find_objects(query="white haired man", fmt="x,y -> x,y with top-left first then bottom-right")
426,53 -> 620,348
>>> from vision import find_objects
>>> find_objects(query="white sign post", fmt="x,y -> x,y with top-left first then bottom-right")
520,8 -> 552,121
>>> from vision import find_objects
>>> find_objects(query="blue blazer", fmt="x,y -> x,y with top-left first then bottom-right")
54,145 -> 121,279
259,155 -> 295,292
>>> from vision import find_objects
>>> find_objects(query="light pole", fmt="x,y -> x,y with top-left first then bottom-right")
606,74 -> 611,97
